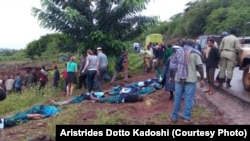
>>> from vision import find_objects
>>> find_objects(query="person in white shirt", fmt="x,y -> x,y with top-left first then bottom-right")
5,75 -> 15,95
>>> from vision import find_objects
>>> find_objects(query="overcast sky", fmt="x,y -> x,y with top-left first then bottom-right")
0,0 -> 190,50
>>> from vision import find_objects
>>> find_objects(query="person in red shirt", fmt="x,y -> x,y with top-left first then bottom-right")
61,63 -> 67,94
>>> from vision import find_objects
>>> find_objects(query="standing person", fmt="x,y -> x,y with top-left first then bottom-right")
5,75 -> 15,95
52,65 -> 60,88
82,49 -> 98,94
24,69 -> 34,88
66,56 -> 78,96
215,31 -> 228,84
169,39 -> 204,123
15,72 -> 22,94
61,63 -> 67,94
38,66 -> 48,90
203,38 -> 220,95
78,55 -> 87,90
163,44 -> 174,65
155,43 -> 166,70
110,51 -> 129,86
162,45 -> 180,100
194,39 -> 202,53
96,47 -> 108,92
31,69 -> 38,85
218,28 -> 241,88
122,52 -> 129,83
203,36 -> 219,62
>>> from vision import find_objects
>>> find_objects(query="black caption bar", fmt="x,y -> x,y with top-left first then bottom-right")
56,125 -> 250,140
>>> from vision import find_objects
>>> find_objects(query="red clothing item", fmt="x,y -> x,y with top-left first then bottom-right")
62,68 -> 67,80
39,71 -> 48,82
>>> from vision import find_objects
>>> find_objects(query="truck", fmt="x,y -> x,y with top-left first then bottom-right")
145,34 -> 163,49
237,36 -> 250,91
236,22 -> 250,91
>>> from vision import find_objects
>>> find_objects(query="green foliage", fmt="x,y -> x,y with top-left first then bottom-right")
192,105 -> 210,120
133,0 -> 250,42
128,53 -> 143,72
25,33 -> 75,59
0,49 -> 27,61
0,85 -> 58,115
32,0 -> 156,57
41,42 -> 60,60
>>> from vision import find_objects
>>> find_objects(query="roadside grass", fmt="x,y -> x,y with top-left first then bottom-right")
192,105 -> 210,120
0,52 -> 216,141
0,85 -> 60,115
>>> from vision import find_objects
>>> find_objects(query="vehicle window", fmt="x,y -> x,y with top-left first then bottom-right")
200,38 -> 207,49
244,39 -> 250,44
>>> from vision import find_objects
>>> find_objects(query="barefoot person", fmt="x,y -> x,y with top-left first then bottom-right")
203,38 -> 220,95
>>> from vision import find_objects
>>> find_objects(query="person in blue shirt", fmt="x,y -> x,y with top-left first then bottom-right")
14,72 -> 22,94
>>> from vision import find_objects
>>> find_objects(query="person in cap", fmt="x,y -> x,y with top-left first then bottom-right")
215,31 -> 229,84
96,47 -> 108,92
218,28 -> 241,88
221,31 -> 228,37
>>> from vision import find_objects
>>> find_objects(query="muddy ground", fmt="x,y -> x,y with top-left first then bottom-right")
1,70 -> 235,141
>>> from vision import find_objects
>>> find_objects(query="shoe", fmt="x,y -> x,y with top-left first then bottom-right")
226,84 -> 232,88
178,114 -> 184,120
183,119 -> 192,124
168,116 -> 178,123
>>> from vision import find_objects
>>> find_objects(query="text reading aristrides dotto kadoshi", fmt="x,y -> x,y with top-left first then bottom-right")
57,128 -> 248,138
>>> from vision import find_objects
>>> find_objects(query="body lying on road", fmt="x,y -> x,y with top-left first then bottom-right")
1,105 -> 61,128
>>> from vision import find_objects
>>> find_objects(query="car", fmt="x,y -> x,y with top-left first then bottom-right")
237,36 -> 250,91
199,34 -> 223,62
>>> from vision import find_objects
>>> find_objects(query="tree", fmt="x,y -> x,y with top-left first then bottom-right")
32,0 -> 156,56
25,33 -> 74,59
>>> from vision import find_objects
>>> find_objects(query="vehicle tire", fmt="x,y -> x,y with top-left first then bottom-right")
243,64 -> 250,91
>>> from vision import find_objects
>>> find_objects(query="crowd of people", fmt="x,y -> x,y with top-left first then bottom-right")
145,28 -> 242,123
0,47 -> 130,98
0,27 -> 243,126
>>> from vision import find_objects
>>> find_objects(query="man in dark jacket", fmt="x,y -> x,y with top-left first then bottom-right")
53,65 -> 60,88
110,52 -> 128,86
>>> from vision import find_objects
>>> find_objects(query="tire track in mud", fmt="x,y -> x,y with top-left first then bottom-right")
196,83 -> 250,125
